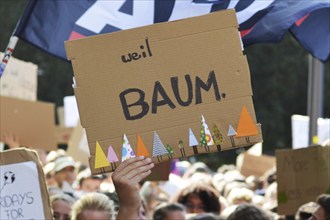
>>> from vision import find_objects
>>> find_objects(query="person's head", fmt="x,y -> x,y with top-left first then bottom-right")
53,156 -> 76,187
77,168 -> 103,193
50,193 -> 75,220
188,213 -> 223,220
309,194 -> 330,220
295,202 -> 318,220
71,192 -> 115,220
153,203 -> 186,220
174,183 -> 221,214
227,187 -> 254,205
227,204 -> 272,220
44,162 -> 58,187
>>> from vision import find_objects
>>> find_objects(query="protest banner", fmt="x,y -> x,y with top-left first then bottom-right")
236,152 -> 275,177
276,146 -> 330,215
0,96 -> 56,151
0,52 -> 37,101
65,10 -> 262,174
0,148 -> 52,219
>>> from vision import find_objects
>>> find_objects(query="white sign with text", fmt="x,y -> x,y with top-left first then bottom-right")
0,161 -> 45,220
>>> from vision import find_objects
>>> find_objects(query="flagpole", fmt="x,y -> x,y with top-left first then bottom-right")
0,35 -> 19,78
307,55 -> 324,146
0,14 -> 22,79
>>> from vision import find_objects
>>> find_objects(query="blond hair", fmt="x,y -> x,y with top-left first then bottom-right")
71,192 -> 115,220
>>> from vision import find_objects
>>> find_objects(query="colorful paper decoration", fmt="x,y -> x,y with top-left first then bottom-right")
152,131 -> 169,161
189,128 -> 199,155
107,145 -> 119,163
212,123 -> 225,152
137,134 -> 150,157
200,115 -> 214,152
122,134 -> 136,162
166,144 -> 174,159
236,106 -> 259,137
227,124 -> 237,147
95,141 -> 110,170
107,145 -> 119,170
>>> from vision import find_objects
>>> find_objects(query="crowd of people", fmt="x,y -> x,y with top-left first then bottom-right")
1,134 -> 329,220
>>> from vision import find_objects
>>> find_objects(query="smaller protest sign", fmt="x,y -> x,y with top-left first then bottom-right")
0,96 -> 56,150
236,152 -> 275,177
0,52 -> 37,101
276,146 -> 330,215
0,148 -> 52,220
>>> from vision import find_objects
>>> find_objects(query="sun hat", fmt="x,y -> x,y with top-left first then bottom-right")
54,156 -> 76,173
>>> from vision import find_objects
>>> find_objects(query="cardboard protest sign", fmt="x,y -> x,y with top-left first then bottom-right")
0,96 -> 56,151
65,10 -> 262,175
276,146 -> 330,215
145,161 -> 171,181
0,148 -> 52,220
0,52 -> 37,101
236,152 -> 275,177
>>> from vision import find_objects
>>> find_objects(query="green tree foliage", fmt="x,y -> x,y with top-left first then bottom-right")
1,1 -> 329,166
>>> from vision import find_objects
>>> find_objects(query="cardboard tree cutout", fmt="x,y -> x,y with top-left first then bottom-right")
227,125 -> 237,147
200,115 -> 214,152
165,144 -> 174,159
189,128 -> 199,155
107,145 -> 119,170
236,106 -> 259,143
122,134 -> 136,162
212,123 -> 225,152
152,131 -> 169,162
137,134 -> 150,157
95,141 -> 110,173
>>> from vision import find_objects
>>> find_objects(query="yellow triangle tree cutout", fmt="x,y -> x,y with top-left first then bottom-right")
236,106 -> 259,137
95,141 -> 110,169
137,135 -> 150,157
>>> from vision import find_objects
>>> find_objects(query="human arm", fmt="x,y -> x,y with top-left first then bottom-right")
112,156 -> 154,220
0,133 -> 20,149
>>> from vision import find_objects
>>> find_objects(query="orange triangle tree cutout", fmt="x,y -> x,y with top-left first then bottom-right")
236,106 -> 258,137
95,141 -> 110,169
137,135 -> 150,157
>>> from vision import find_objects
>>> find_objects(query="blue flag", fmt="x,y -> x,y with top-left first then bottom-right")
15,0 -> 330,62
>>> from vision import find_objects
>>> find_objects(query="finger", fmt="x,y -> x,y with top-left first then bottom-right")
130,169 -> 152,185
125,162 -> 154,180
113,156 -> 145,177
120,157 -> 153,178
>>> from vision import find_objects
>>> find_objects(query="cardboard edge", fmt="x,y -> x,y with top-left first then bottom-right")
0,148 -> 53,219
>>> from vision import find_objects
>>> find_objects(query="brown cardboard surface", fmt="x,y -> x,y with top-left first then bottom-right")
145,160 -> 171,181
65,10 -> 262,175
0,148 -> 53,219
276,146 -> 330,215
0,96 -> 56,151
236,152 -> 275,177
